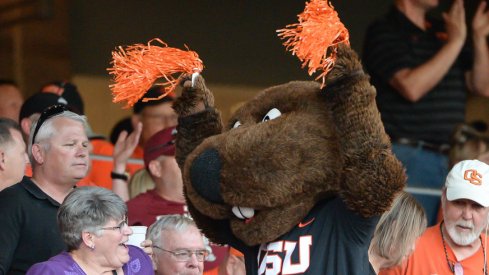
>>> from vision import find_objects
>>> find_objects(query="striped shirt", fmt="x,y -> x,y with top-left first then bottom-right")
362,6 -> 472,145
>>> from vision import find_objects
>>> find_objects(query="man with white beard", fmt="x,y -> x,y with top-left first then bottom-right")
381,159 -> 489,275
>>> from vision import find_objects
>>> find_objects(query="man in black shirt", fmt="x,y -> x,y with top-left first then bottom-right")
363,0 -> 489,225
0,107 -> 89,274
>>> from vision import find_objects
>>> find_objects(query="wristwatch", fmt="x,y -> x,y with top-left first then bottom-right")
110,171 -> 129,181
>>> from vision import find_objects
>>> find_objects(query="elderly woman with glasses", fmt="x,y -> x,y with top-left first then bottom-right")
27,186 -> 154,274
147,214 -> 208,275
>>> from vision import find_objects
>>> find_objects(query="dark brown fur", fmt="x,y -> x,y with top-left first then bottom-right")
173,44 -> 406,246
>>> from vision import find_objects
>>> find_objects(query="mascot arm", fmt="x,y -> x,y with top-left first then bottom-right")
324,45 -> 405,217
173,74 -> 223,170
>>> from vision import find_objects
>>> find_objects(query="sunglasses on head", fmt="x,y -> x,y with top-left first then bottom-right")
31,104 -> 67,145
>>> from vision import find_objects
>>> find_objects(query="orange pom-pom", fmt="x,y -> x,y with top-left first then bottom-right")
277,0 -> 349,87
108,38 -> 204,108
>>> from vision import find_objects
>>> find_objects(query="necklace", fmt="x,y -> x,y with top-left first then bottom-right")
440,221 -> 488,275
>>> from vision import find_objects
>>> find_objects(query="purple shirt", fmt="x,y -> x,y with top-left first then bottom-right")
26,245 -> 154,275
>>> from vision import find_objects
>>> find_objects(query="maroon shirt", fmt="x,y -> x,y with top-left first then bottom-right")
127,189 -> 187,226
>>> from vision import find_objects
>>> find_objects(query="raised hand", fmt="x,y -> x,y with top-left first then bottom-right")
473,1 -> 489,40
173,73 -> 215,117
443,0 -> 467,44
113,122 -> 142,173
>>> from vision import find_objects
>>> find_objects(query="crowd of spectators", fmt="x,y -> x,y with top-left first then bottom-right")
1,0 -> 489,273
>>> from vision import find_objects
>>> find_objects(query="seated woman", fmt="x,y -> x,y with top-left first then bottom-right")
368,191 -> 427,274
27,186 -> 154,274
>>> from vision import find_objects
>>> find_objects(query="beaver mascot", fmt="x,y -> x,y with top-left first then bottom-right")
172,44 -> 406,274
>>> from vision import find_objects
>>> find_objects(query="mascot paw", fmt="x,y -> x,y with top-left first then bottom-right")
324,44 -> 364,88
173,73 -> 215,117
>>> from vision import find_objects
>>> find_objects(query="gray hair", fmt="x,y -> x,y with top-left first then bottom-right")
27,110 -> 87,165
370,191 -> 427,267
0,118 -> 21,147
147,214 -> 198,248
57,186 -> 127,251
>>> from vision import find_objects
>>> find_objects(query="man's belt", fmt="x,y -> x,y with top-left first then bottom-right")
394,138 -> 450,155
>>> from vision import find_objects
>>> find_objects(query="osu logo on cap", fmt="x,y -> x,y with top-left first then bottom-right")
464,169 -> 483,185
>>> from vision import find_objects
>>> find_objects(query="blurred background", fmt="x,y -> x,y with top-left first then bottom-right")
1,0 -> 488,136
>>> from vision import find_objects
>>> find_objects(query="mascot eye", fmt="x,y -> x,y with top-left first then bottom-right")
262,108 -> 282,122
233,121 -> 241,128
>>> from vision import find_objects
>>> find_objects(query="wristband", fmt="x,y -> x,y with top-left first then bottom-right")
111,171 -> 129,181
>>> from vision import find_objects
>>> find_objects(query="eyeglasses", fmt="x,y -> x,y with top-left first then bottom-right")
31,104 -> 67,145
100,217 -> 128,234
152,245 -> 208,262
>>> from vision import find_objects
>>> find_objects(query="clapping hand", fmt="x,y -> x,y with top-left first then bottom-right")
443,0 -> 467,44
113,122 -> 142,173
473,1 -> 489,40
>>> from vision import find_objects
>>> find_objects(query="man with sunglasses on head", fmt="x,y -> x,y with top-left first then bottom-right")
147,214 -> 207,275
0,105 -> 89,274
381,159 -> 489,275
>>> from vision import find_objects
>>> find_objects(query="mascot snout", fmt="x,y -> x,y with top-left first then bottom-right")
190,148 -> 224,204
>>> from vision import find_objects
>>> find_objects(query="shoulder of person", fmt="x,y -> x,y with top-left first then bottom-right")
126,245 -> 154,274
26,261 -> 62,275
128,245 -> 151,260
27,252 -> 76,274
0,180 -> 28,205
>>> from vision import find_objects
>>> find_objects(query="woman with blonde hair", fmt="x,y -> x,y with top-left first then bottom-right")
369,191 -> 427,274
129,168 -> 155,199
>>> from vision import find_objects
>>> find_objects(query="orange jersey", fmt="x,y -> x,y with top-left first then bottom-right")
86,139 -> 115,189
85,140 -> 144,189
380,223 -> 489,275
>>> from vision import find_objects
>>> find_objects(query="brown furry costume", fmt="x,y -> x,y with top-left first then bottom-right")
173,44 -> 405,274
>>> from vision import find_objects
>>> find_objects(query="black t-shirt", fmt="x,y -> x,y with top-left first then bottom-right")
363,6 -> 471,145
231,197 -> 379,275
0,177 -> 66,274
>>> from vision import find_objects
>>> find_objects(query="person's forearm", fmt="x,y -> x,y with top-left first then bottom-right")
112,179 -> 130,202
112,159 -> 130,201
390,39 -> 464,102
469,35 -> 489,96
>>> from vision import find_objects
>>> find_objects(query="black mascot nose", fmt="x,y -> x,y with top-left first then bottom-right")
190,148 -> 224,203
